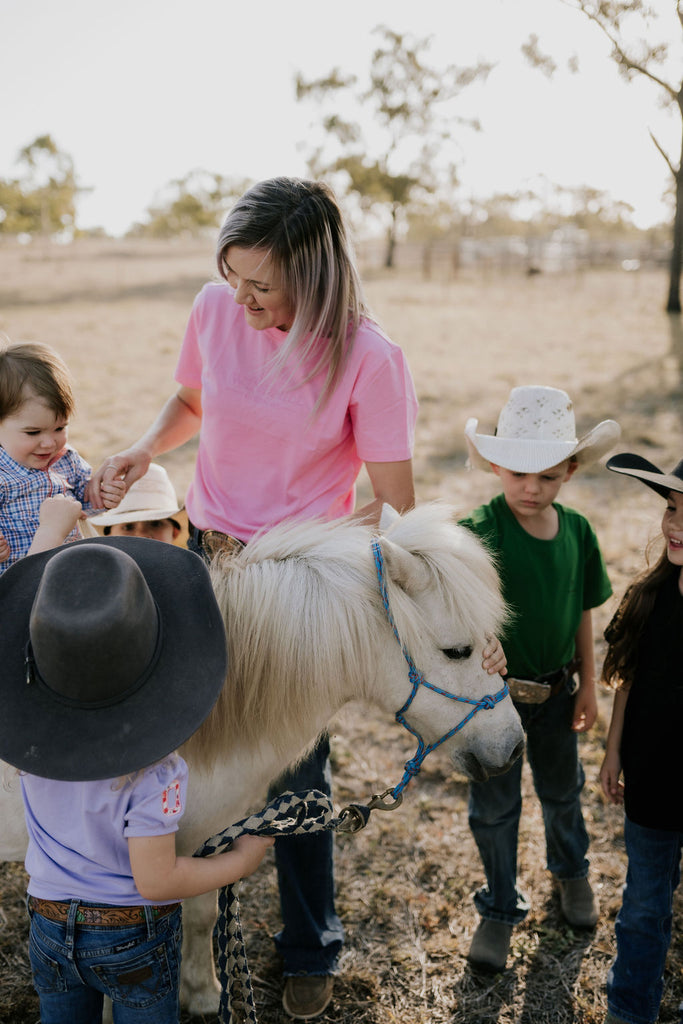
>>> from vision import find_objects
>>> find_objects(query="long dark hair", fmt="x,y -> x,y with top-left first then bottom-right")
602,539 -> 676,689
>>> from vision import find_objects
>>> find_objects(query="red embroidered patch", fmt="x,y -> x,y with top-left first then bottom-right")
161,780 -> 182,816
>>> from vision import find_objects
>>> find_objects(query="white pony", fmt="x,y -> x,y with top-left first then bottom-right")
0,502 -> 524,1016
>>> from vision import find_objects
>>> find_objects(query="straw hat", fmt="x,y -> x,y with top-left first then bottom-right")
606,452 -> 683,498
465,385 -> 621,473
0,538 -> 227,781
90,463 -> 182,528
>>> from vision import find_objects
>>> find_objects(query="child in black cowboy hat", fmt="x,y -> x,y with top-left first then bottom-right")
600,453 -> 683,1024
0,531 -> 272,1024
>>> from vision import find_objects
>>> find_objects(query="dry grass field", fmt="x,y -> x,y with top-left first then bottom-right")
1,239 -> 682,1023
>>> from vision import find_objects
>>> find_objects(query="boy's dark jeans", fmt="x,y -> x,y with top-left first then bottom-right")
468,682 -> 590,924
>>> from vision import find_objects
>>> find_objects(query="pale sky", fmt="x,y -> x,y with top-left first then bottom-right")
2,0 -> 680,236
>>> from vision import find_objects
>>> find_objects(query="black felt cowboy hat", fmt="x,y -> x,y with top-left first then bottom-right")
606,453 -> 683,499
0,537 -> 227,781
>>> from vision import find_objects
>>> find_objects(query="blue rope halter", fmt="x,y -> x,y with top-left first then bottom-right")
372,538 -> 509,800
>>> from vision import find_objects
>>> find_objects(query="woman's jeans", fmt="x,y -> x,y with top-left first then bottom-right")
468,685 -> 589,924
268,734 -> 344,976
27,902 -> 182,1024
607,816 -> 683,1024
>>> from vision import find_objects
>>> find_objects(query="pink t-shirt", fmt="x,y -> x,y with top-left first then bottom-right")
175,282 -> 418,539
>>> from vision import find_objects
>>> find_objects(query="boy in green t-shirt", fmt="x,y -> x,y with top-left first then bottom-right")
460,385 -> 620,973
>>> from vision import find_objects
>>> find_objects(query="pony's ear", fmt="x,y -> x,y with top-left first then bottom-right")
378,537 -> 431,595
379,503 -> 401,532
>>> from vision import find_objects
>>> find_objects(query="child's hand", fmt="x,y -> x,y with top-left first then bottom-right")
28,495 -> 84,556
230,834 -> 275,879
572,685 -> 597,732
100,477 -> 126,510
0,529 -> 9,562
482,635 -> 507,676
600,751 -> 624,805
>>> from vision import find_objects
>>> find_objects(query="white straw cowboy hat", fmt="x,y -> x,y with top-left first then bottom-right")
606,452 -> 683,499
90,463 -> 182,528
0,537 -> 227,781
465,385 -> 621,474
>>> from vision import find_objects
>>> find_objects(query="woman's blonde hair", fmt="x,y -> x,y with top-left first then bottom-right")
216,177 -> 369,408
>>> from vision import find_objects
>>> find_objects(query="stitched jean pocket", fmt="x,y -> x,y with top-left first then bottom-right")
92,940 -> 175,1008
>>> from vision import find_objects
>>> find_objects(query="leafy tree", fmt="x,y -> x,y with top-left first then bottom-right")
525,1 -> 683,311
296,25 -> 494,268
128,170 -> 250,238
0,135 -> 83,237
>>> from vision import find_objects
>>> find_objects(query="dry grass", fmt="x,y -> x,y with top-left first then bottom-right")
1,240 -> 682,1023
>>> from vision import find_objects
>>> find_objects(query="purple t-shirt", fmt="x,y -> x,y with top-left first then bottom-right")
21,754 -> 188,905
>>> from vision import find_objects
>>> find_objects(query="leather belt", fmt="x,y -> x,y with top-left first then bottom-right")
188,521 -> 245,559
28,896 -> 181,927
507,657 -> 581,705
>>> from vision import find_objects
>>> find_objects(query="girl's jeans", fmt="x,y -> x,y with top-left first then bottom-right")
607,816 -> 683,1024
27,902 -> 182,1024
468,684 -> 590,924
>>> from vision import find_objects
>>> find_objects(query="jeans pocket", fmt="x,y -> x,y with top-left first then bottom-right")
29,929 -> 69,994
92,941 -> 175,1008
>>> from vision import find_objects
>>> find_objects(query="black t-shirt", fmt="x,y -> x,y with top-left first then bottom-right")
621,570 -> 683,831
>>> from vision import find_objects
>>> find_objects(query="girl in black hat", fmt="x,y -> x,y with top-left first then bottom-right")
0,528 -> 273,1024
600,453 -> 683,1024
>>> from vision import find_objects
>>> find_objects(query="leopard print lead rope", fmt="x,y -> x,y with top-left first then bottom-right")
193,789 -> 367,1024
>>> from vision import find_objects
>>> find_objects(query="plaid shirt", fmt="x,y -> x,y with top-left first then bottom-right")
0,445 -> 93,574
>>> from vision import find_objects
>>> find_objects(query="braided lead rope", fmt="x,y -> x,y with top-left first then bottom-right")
371,538 -> 509,798
193,788 -> 364,1024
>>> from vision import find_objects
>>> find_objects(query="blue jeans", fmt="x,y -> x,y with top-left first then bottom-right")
468,684 -> 589,924
267,734 -> 344,975
607,816 -> 683,1024
27,902 -> 182,1024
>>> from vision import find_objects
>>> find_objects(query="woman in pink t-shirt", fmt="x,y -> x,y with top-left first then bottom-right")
91,177 -> 501,1020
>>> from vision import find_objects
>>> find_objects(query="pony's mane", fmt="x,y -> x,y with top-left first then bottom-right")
182,502 -> 506,770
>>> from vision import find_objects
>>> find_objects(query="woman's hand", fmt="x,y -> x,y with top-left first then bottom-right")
482,635 -> 507,676
89,448 -> 152,507
88,388 -> 202,506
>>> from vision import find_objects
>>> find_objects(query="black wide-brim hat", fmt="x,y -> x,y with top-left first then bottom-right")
606,453 -> 683,499
0,536 -> 227,781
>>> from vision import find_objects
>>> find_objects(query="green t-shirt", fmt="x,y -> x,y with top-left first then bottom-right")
459,492 -> 612,679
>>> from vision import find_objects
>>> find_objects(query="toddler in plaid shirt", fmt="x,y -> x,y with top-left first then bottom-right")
0,339 -> 123,573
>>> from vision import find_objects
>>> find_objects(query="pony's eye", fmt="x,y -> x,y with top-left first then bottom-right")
443,645 -> 473,660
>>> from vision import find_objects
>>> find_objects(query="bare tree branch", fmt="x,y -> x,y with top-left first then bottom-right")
650,129 -> 678,179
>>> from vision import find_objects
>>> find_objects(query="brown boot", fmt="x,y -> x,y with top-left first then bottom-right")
555,876 -> 599,928
282,975 -> 334,1020
468,918 -> 512,972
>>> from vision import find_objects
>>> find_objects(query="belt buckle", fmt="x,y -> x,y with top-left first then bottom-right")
507,677 -> 552,704
202,530 -> 243,558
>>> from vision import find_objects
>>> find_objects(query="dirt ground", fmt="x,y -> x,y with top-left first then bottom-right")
0,240 -> 682,1023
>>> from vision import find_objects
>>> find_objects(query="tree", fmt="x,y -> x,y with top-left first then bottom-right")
128,170 -> 251,238
525,2 -> 683,311
296,25 -> 494,268
0,135 -> 84,237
